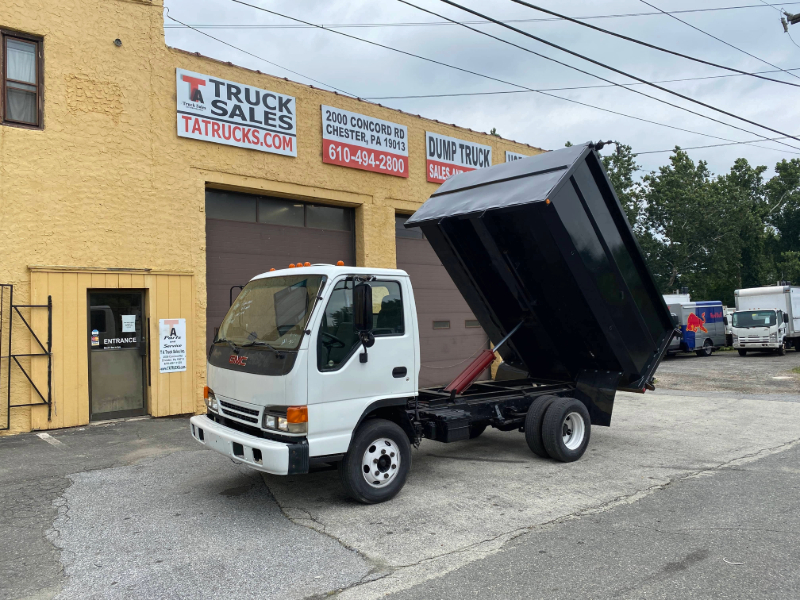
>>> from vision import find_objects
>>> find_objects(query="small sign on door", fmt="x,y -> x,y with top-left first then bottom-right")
159,318 -> 187,373
122,315 -> 136,333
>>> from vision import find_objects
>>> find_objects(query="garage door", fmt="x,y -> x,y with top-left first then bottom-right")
205,189 -> 355,350
395,215 -> 488,388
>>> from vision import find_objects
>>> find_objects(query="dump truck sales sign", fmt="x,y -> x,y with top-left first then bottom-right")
426,132 -> 492,183
176,68 -> 297,156
321,106 -> 408,177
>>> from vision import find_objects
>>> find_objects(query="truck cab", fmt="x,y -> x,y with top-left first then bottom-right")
731,308 -> 788,355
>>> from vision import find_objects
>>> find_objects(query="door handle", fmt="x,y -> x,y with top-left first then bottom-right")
392,367 -> 407,378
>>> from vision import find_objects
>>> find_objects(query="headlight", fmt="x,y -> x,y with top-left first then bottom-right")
732,334 -> 738,341
263,406 -> 308,434
770,333 -> 777,341
203,386 -> 218,412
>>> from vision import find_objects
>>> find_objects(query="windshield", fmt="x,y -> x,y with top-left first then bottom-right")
216,275 -> 326,349
732,310 -> 776,328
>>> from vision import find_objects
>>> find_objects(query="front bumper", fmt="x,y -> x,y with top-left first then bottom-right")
734,341 -> 780,349
189,415 -> 308,475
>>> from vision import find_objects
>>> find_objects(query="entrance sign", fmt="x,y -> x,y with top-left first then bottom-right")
505,151 -> 528,162
159,318 -> 187,374
176,68 -> 297,156
321,105 -> 408,177
426,132 -> 492,183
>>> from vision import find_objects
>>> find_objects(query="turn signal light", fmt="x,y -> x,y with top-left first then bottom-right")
336,260 -> 344,266
203,386 -> 209,399
287,406 -> 308,423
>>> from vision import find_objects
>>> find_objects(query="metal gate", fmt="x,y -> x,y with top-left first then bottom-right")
0,284 -> 53,431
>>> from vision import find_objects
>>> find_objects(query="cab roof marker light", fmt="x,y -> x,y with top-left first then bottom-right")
304,262 -> 311,267
289,263 -> 295,268
336,260 -> 345,266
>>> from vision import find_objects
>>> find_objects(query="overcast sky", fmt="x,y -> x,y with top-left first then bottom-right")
164,0 -> 800,180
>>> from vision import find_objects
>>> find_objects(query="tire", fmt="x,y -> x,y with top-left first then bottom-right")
542,397 -> 591,463
777,344 -> 787,356
469,422 -> 487,439
524,395 -> 560,458
338,419 -> 411,504
695,339 -> 713,357
737,349 -> 747,356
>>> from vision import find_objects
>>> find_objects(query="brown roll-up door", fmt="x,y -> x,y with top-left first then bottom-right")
395,216 -> 488,388
205,190 -> 354,350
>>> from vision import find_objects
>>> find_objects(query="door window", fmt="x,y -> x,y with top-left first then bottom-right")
317,280 -> 405,371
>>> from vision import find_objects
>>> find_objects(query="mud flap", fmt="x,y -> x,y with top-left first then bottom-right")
573,370 -> 621,427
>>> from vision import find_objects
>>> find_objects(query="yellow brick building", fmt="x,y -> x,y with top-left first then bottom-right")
0,0 -> 543,434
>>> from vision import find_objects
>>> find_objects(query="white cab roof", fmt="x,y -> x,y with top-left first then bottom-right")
250,265 -> 409,282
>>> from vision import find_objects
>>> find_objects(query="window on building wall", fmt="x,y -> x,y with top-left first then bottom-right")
2,31 -> 42,128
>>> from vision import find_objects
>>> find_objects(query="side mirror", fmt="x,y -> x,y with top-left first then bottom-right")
723,317 -> 728,326
353,282 -> 373,332
785,313 -> 789,324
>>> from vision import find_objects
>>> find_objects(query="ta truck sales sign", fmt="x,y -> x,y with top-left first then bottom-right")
321,105 -> 408,177
176,68 -> 297,156
426,132 -> 492,183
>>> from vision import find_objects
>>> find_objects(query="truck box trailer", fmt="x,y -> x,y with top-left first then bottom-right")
732,285 -> 800,355
189,142 -> 676,503
665,301 -> 726,356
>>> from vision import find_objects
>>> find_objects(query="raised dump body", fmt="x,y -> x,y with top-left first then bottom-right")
406,142 -> 675,398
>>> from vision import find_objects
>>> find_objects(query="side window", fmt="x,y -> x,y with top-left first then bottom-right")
371,281 -> 404,336
3,33 -> 43,128
318,281 -> 360,371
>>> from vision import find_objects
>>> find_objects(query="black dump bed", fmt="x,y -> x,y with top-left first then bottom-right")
405,142 -> 674,393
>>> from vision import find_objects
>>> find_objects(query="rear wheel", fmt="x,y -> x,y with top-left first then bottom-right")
524,395 -> 560,458
338,419 -> 411,504
695,339 -> 713,357
737,349 -> 747,356
542,398 -> 591,463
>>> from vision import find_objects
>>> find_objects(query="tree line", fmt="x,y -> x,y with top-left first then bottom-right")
593,143 -> 800,306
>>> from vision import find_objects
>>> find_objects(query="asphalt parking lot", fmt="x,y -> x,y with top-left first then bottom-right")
1,348 -> 799,599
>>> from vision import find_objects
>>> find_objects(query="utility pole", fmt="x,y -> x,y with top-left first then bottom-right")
783,11 -> 800,31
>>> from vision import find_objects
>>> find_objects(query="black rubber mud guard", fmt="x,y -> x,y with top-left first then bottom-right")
573,370 -> 621,427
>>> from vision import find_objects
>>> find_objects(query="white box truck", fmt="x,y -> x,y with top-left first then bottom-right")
188,144 -> 676,503
732,285 -> 800,355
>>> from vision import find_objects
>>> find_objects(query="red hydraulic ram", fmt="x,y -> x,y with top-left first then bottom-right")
444,322 -> 523,395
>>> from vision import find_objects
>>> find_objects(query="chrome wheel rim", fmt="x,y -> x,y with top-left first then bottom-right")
561,412 -> 585,450
361,437 -> 401,488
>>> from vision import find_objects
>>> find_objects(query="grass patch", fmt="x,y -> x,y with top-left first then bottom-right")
792,367 -> 800,375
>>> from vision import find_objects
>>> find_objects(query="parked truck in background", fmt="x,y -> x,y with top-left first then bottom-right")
732,285 -> 800,355
665,301 -> 726,356
188,143 -> 675,504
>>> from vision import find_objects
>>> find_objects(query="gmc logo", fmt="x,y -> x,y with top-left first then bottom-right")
229,355 -> 248,366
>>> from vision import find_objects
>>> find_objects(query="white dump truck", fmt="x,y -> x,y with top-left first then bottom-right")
188,143 -> 675,503
732,285 -> 800,355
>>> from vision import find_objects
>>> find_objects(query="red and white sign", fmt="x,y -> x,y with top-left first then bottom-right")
426,132 -> 492,184
176,68 -> 297,157
322,105 -> 408,177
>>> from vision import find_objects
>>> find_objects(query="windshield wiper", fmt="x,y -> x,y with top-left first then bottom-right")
216,338 -> 239,352
241,340 -> 285,357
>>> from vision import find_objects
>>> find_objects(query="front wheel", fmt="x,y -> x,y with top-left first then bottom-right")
737,349 -> 747,356
695,339 -> 713,357
777,344 -> 787,356
542,398 -> 591,463
338,419 -> 411,504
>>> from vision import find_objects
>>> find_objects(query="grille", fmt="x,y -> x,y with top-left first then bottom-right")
219,400 -> 260,424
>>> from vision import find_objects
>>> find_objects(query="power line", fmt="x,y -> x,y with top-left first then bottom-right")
757,0 -> 800,49
639,0 -> 800,80
163,10 -> 357,97
364,67 -> 800,100
504,0 -> 799,88
230,0 -> 798,156
429,0 -> 800,150
636,134 -> 800,155
163,2 -> 800,30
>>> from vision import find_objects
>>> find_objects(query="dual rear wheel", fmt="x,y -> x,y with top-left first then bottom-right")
524,395 -> 591,462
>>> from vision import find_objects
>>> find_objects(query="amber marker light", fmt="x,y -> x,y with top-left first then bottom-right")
289,263 -> 295,268
269,268 -> 276,271
203,386 -> 209,399
545,199 -> 551,205
286,406 -> 309,433
336,260 -> 345,266
304,261 -> 311,267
